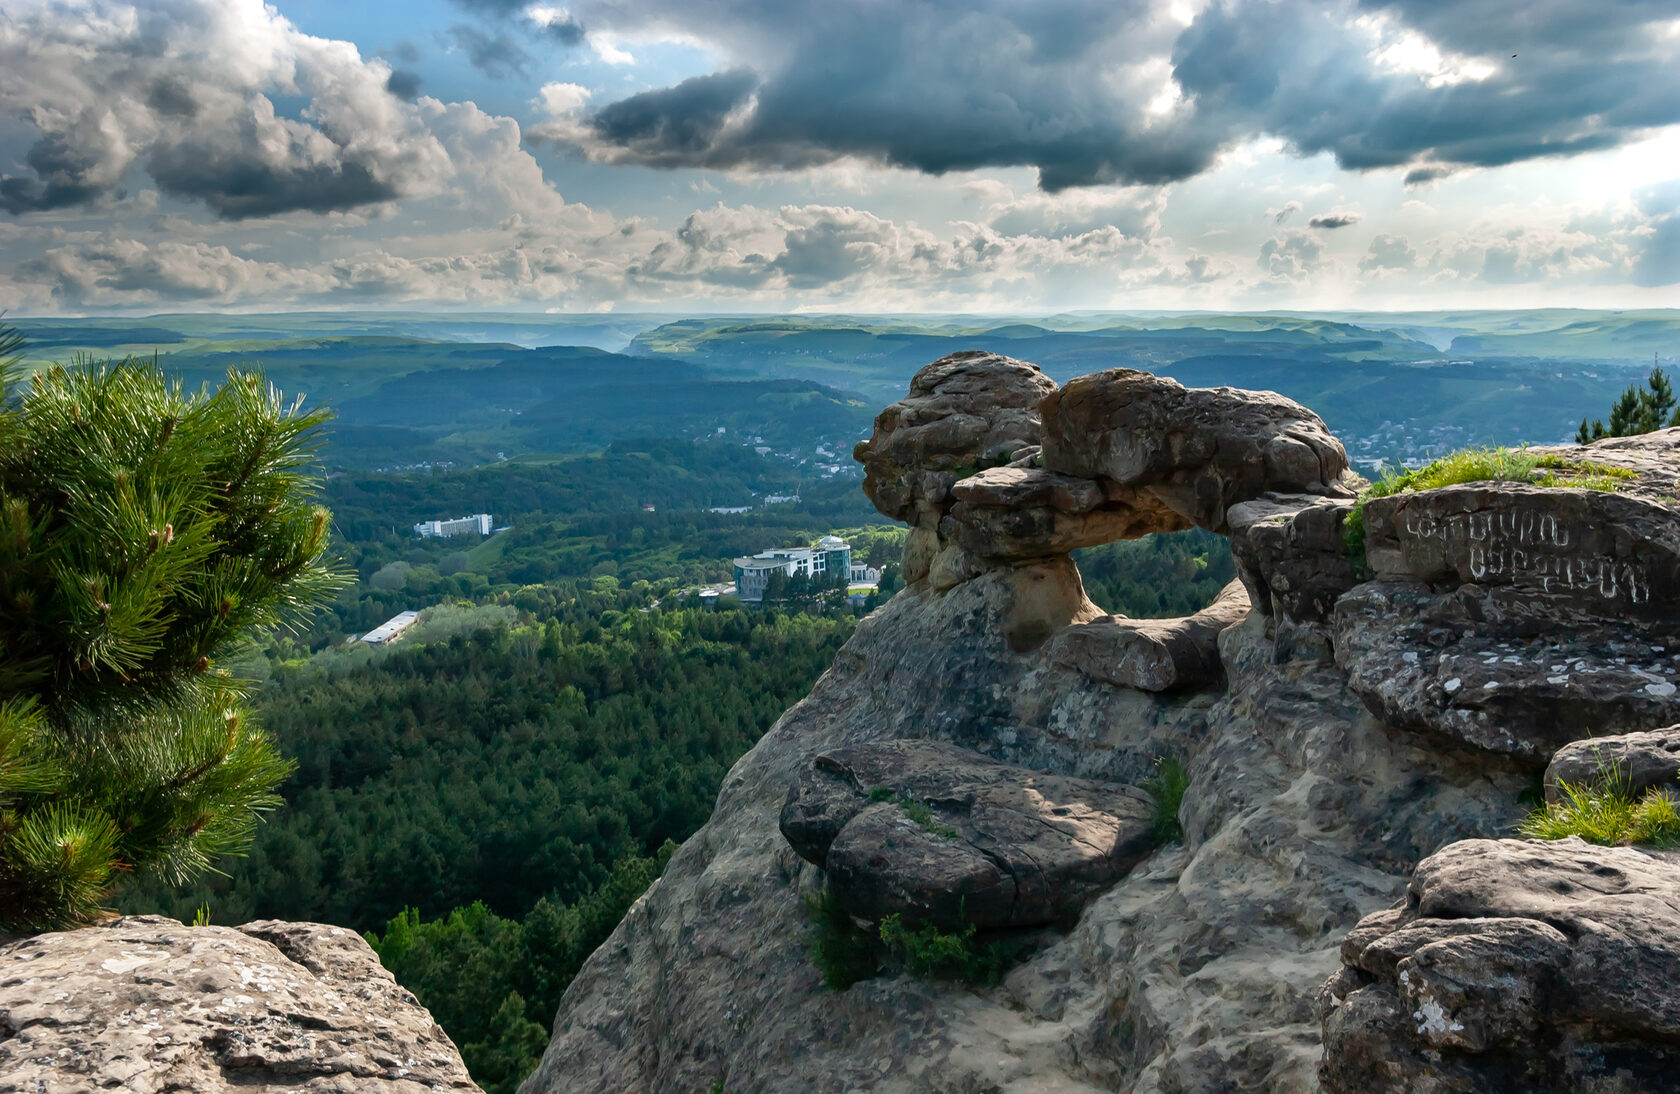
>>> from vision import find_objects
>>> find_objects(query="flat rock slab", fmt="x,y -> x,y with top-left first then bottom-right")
0,916 -> 480,1094
1046,579 -> 1250,691
1039,368 -> 1349,532
1321,837 -> 1680,1093
1546,725 -> 1680,803
780,740 -> 1156,931
1335,582 -> 1680,761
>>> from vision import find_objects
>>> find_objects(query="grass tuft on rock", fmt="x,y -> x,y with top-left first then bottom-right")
1342,446 -> 1637,570
1519,777 -> 1680,848
1143,756 -> 1189,847
805,887 -> 1014,990
805,886 -> 886,990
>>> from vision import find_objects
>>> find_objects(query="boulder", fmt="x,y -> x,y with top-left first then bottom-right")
1227,492 -> 1359,623
0,916 -> 480,1093
1321,837 -> 1680,1093
1361,483 -> 1680,626
1039,369 -> 1350,532
1044,579 -> 1250,692
944,465 -> 1189,561
853,351 -> 1056,582
780,740 -> 1157,930
1335,582 -> 1680,761
1545,725 -> 1680,803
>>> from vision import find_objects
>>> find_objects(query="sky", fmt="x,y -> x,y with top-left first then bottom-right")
0,0 -> 1676,316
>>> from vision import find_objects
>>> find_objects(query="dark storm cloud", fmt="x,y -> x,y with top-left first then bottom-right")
448,24 -> 532,78
547,0 -> 1679,191
385,69 -> 424,100
449,0 -> 586,44
0,134 -> 111,214
0,0 -> 453,220
147,147 -> 401,219
1172,0 -> 1678,173
546,0 -> 1222,190
590,70 -> 763,163
1309,212 -> 1362,229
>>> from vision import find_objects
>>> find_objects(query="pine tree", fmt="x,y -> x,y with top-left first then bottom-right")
0,327 -> 343,932
1578,362 -> 1679,443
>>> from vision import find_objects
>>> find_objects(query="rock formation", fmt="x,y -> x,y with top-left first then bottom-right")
1546,724 -> 1680,802
780,740 -> 1158,930
1320,838 -> 1680,1093
524,352 -> 1680,1094
0,916 -> 480,1093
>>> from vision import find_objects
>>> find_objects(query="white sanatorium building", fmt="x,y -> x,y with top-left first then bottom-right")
358,610 -> 419,645
733,535 -> 878,602
413,513 -> 493,538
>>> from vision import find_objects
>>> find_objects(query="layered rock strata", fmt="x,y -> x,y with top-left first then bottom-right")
0,916 -> 480,1093
527,353 -> 1680,1094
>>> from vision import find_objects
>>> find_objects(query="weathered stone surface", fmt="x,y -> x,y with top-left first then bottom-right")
0,916 -> 479,1094
945,465 -> 1190,560
1039,369 -> 1350,532
1362,482 -> 1680,625
780,740 -> 1157,930
1335,582 -> 1680,761
1045,579 -> 1250,692
1227,493 -> 1358,623
854,351 -> 1056,582
1546,725 -> 1680,803
1321,838 -> 1680,1093
528,571 -> 1525,1094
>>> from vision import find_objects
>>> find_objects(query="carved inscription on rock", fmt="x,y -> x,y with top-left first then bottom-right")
1399,508 -> 1651,605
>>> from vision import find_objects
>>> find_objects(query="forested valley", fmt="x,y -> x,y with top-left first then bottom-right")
100,431 -> 1231,1092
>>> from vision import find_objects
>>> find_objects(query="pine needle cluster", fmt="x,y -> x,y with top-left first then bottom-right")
0,328 -> 343,933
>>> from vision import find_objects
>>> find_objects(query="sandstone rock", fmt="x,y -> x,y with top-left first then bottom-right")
0,916 -> 479,1094
780,740 -> 1157,930
528,570 -> 1525,1094
1044,580 -> 1249,692
945,465 -> 1189,561
1335,581 -> 1680,761
1361,482 -> 1680,625
525,354 -> 1572,1094
1227,493 -> 1358,624
1545,725 -> 1680,803
1321,837 -> 1680,1093
854,351 -> 1056,582
1039,369 -> 1350,532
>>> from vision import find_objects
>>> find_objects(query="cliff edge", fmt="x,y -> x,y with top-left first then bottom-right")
525,352 -> 1680,1093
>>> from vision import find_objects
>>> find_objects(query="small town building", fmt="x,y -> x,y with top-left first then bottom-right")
732,535 -> 852,602
358,610 -> 419,645
413,513 -> 493,538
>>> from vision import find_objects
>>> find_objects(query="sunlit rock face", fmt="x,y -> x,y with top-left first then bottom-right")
525,357 -> 1680,1094
0,916 -> 481,1094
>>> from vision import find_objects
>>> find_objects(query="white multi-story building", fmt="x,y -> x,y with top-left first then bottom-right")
358,610 -> 419,645
413,513 -> 493,538
732,535 -> 852,602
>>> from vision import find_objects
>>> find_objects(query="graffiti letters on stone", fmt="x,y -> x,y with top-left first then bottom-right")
1401,508 -> 1649,604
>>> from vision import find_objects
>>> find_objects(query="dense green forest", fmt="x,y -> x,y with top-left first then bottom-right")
1075,528 -> 1236,617
118,592 -> 853,928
